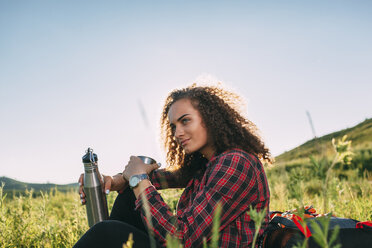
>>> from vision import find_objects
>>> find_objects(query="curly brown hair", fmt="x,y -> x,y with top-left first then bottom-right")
160,84 -> 271,183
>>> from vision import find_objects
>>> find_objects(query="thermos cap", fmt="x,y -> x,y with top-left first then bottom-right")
82,148 -> 98,163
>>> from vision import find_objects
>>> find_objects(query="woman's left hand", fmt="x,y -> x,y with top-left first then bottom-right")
122,156 -> 160,181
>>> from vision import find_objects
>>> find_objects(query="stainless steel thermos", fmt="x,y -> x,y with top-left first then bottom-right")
82,148 -> 108,227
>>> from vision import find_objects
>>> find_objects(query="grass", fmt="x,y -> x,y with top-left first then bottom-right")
1,172 -> 370,247
1,136 -> 372,247
267,136 -> 372,221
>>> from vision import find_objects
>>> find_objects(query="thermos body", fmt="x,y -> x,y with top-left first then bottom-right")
82,149 -> 109,227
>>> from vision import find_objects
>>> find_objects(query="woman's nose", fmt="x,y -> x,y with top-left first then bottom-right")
174,126 -> 184,138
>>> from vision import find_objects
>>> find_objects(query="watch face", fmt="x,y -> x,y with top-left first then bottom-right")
129,174 -> 148,188
129,176 -> 140,187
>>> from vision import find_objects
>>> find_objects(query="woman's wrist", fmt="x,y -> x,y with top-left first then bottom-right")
116,173 -> 126,181
113,173 -> 128,191
133,179 -> 152,198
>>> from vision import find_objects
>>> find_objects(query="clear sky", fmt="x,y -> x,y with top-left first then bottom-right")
1,0 -> 371,184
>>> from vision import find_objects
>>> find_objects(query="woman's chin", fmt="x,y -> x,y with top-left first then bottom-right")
183,147 -> 194,154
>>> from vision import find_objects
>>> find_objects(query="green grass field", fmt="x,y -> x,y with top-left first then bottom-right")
1,164 -> 371,247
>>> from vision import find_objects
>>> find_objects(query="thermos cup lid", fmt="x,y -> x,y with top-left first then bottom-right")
82,148 -> 98,163
138,155 -> 156,164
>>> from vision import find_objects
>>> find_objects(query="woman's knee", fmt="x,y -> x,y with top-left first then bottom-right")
74,220 -> 145,248
90,220 -> 114,234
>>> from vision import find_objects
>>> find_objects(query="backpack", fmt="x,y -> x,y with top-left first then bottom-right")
262,206 -> 372,248
269,206 -> 371,237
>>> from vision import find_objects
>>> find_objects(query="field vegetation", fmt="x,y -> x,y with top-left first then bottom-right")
1,119 -> 371,247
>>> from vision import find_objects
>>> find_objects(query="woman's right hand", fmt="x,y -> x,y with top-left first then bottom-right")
78,173 -> 127,205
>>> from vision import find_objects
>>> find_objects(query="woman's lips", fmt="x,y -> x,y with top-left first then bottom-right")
181,139 -> 190,146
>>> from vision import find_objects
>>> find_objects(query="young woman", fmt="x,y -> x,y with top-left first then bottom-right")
75,84 -> 271,248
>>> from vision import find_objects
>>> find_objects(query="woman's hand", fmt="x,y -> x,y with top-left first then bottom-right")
78,173 -> 128,205
122,156 -> 160,181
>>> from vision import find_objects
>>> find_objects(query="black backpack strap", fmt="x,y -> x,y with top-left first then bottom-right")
270,216 -> 298,229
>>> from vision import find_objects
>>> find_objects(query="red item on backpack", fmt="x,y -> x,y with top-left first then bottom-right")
356,221 -> 372,229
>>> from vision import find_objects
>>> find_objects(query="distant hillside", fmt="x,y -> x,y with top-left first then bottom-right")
275,118 -> 372,165
0,176 -> 78,197
2,118 -> 371,196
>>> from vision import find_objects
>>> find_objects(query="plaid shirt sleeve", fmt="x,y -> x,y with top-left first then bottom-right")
150,168 -> 187,189
135,151 -> 267,247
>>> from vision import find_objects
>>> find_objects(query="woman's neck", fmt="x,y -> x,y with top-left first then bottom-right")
199,146 -> 215,160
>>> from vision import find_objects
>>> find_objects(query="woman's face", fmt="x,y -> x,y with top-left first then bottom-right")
168,98 -> 214,160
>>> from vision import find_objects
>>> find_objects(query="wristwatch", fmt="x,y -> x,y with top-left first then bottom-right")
129,173 -> 149,189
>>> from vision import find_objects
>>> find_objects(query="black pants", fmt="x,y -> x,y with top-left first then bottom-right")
73,188 -> 162,248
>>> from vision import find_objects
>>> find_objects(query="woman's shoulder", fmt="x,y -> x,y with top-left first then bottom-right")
215,148 -> 258,160
209,148 -> 260,167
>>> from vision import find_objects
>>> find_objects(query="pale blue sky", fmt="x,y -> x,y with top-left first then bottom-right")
1,0 -> 371,184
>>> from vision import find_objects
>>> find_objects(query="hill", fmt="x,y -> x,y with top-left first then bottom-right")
0,176 -> 78,198
275,118 -> 372,166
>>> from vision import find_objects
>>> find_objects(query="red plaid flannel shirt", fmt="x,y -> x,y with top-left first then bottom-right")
134,149 -> 270,247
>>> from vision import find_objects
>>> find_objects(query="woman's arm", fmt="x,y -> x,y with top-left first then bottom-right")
150,168 -> 188,189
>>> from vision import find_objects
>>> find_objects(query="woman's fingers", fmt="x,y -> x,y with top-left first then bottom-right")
78,174 -> 84,187
130,155 -> 137,161
103,175 -> 112,195
150,162 -> 161,172
78,174 -> 84,194
78,173 -> 86,205
144,162 -> 161,174
123,156 -> 161,180
80,189 -> 86,205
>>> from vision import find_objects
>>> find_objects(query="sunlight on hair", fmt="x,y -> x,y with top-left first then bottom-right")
193,73 -> 220,85
192,74 -> 249,118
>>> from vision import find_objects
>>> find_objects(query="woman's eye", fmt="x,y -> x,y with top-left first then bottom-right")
182,118 -> 189,124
